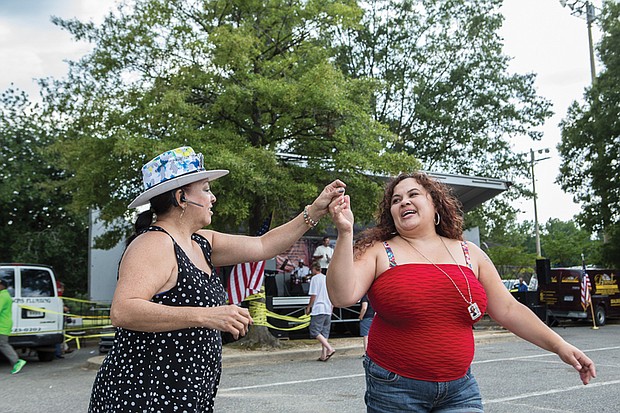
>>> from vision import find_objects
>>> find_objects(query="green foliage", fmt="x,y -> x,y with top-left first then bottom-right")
44,0 -> 420,241
334,0 -> 552,192
471,213 -> 602,274
558,1 -> 620,249
0,88 -> 88,295
472,213 -> 538,278
601,222 -> 620,268
3,0 -> 562,299
540,219 -> 602,267
465,199 -> 525,246
486,246 -> 537,279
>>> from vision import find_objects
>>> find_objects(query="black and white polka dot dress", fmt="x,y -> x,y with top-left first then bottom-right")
89,226 -> 226,413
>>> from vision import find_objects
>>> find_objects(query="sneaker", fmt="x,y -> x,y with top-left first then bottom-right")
11,359 -> 26,374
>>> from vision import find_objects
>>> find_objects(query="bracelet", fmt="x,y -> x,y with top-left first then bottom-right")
303,205 -> 320,228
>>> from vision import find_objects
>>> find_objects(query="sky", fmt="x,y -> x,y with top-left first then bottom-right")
0,0 -> 605,225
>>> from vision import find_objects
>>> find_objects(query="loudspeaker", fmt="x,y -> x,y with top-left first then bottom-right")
536,258 -> 551,285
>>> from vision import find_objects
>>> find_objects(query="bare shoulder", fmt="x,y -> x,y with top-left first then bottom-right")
123,230 -> 175,263
356,239 -> 385,259
196,229 -> 215,243
463,240 -> 490,262
359,240 -> 389,277
117,231 -> 177,295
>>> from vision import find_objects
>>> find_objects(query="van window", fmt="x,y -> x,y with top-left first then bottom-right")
0,267 -> 15,297
21,268 -> 54,297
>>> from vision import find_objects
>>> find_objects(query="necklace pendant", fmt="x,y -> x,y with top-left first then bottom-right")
468,302 -> 481,320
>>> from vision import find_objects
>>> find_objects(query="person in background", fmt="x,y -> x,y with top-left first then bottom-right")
306,262 -> 335,361
0,279 -> 27,374
326,172 -> 596,413
89,146 -> 346,412
517,276 -> 529,292
528,273 -> 539,291
290,260 -> 309,296
358,294 -> 375,353
313,236 -> 333,274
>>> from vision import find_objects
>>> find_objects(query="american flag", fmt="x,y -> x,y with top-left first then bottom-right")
580,263 -> 592,311
227,215 -> 272,305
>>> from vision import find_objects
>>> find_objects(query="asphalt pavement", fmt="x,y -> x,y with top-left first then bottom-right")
3,323 -> 617,413
86,326 -> 517,369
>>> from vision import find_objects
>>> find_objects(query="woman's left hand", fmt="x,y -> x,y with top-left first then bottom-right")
557,342 -> 597,385
310,179 -> 347,217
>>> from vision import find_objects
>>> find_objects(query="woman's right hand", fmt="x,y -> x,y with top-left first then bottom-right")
310,179 -> 347,217
329,194 -> 354,233
204,305 -> 253,340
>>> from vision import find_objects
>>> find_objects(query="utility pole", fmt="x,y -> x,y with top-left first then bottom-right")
559,0 -> 598,83
530,148 -> 550,257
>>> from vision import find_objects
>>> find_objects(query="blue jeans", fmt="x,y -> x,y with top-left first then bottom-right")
363,355 -> 483,413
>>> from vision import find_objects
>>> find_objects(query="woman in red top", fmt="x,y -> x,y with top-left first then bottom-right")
327,172 -> 596,413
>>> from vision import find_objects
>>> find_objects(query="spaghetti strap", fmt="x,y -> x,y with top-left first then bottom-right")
148,225 -> 174,239
460,241 -> 473,269
383,241 -> 398,267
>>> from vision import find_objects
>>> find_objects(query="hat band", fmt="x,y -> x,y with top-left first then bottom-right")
144,169 -> 204,192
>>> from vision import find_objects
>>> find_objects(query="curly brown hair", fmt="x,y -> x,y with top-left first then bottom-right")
353,172 -> 464,257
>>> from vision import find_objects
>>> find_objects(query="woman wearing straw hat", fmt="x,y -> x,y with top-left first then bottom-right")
89,146 -> 346,413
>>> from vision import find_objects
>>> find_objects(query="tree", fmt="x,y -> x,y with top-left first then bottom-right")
486,246 -> 537,280
0,88 -> 89,295
38,0 -> 557,344
43,0 -> 420,345
540,219 -> 602,267
334,0 -> 552,184
558,0 -> 620,269
471,215 -> 538,279
44,0 -> 419,245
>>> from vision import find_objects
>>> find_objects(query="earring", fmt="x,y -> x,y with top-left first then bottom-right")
434,212 -> 441,226
180,207 -> 186,220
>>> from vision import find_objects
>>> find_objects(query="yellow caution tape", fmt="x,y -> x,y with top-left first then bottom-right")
60,296 -> 111,305
20,293 -> 312,335
245,291 -> 311,331
18,304 -> 110,320
63,331 -> 116,350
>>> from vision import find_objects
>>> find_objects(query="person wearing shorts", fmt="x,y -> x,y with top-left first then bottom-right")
306,262 -> 335,361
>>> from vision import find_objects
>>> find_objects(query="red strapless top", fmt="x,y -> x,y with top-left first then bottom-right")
366,242 -> 487,381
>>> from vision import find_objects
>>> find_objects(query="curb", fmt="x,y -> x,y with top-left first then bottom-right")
222,345 -> 364,368
86,330 -> 516,370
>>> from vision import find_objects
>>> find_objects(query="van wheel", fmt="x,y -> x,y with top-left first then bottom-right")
37,350 -> 55,362
594,306 -> 606,326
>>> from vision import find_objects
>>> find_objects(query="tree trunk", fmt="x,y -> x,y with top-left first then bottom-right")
235,294 -> 281,349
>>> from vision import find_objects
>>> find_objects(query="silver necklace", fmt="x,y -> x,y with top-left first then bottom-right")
402,236 -> 481,320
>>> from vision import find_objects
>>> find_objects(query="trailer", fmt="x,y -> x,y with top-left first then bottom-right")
536,259 -> 620,326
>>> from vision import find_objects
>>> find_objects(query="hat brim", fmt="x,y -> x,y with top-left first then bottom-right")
128,169 -> 229,209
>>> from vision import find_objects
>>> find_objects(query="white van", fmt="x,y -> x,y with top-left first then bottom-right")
0,263 -> 65,361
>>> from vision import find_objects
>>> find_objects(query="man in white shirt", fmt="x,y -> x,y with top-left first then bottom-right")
306,263 -> 335,361
312,236 -> 333,275
290,260 -> 310,296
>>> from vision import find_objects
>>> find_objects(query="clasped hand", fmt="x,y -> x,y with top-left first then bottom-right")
311,180 -> 347,217
328,192 -> 353,232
